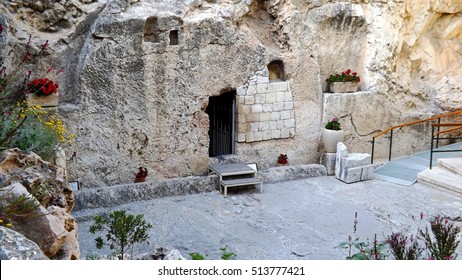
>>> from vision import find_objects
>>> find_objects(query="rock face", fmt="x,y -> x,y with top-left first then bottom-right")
0,227 -> 49,260
0,148 -> 80,259
1,0 -> 461,188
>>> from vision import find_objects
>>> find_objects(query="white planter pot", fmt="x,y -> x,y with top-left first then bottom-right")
322,128 -> 344,153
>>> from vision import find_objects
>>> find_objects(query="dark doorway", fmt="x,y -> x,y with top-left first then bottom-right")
206,91 -> 236,157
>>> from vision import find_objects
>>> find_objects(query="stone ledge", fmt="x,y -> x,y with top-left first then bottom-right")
258,164 -> 327,183
74,175 -> 219,210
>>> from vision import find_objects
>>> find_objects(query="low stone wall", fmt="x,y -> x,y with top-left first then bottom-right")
75,164 -> 327,210
259,164 -> 327,183
74,175 -> 220,210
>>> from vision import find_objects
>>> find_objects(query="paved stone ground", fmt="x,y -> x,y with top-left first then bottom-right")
73,176 -> 462,260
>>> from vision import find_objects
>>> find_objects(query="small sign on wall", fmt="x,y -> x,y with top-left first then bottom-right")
69,181 -> 79,191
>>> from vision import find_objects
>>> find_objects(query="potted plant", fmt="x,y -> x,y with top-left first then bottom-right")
134,167 -> 148,183
325,69 -> 360,93
322,117 -> 344,153
277,154 -> 288,166
27,77 -> 60,107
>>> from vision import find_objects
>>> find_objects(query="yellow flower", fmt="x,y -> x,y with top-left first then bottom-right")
6,223 -> 12,227
0,219 -> 3,223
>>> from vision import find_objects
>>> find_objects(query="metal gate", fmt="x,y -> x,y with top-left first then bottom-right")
206,91 -> 236,157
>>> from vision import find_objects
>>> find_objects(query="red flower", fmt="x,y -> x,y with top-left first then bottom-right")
346,69 -> 351,74
27,78 -> 59,97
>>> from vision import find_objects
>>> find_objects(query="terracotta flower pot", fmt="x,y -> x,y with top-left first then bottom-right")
322,128 -> 344,153
134,177 -> 146,183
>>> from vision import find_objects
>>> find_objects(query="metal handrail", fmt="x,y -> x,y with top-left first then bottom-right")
371,109 -> 462,164
429,123 -> 462,169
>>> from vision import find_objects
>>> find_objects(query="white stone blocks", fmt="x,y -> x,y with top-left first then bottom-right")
273,102 -> 284,111
236,86 -> 246,96
256,83 -> 268,93
263,104 -> 273,112
284,118 -> 295,128
267,81 -> 288,92
263,130 -> 272,140
255,94 -> 266,104
266,92 -> 277,103
236,76 -> 295,143
284,102 -> 294,110
246,84 -> 256,95
280,110 -> 291,120
244,95 -> 255,105
260,112 -> 271,122
251,104 -> 263,113
254,131 -> 263,141
271,112 -> 280,121
321,153 -> 336,175
272,130 -> 281,139
335,142 -> 374,183
281,128 -> 290,138
257,76 -> 269,84
277,92 -> 285,102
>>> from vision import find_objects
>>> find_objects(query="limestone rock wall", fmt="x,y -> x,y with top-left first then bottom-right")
1,0 -> 461,188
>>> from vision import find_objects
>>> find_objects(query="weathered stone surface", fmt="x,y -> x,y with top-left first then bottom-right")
258,164 -> 327,183
1,0 -> 461,188
2,183 -> 68,258
0,149 -> 79,259
74,175 -> 220,210
0,227 -> 49,260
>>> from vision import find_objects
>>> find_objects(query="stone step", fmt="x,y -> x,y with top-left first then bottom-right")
417,166 -> 462,195
438,158 -> 462,176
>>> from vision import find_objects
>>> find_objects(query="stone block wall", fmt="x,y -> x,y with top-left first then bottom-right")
236,71 -> 295,143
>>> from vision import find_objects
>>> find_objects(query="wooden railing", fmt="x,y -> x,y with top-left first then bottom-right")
371,109 -> 462,164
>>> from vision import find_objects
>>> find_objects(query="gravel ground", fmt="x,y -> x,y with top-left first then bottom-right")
73,176 -> 462,260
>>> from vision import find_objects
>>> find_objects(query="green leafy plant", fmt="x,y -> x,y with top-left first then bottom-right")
340,212 -> 461,260
89,210 -> 153,260
326,69 -> 361,84
220,245 -> 236,260
0,24 -> 73,160
325,117 -> 341,131
336,212 -> 388,260
189,252 -> 206,260
420,215 -> 460,260
0,174 -> 49,227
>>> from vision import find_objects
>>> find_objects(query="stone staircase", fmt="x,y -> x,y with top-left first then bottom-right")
417,157 -> 462,195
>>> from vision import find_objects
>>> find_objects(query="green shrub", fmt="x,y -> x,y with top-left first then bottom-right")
89,210 -> 153,260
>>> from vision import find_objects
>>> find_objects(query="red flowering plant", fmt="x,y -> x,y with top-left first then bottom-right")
135,167 -> 148,179
27,77 -> 59,97
326,69 -> 361,85
277,154 -> 288,165
0,24 -> 72,160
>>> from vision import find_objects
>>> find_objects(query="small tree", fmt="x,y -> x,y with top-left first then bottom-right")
89,210 -> 153,259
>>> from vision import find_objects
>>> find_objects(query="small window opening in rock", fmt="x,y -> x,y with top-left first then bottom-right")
169,30 -> 179,45
144,16 -> 160,43
268,60 -> 285,81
